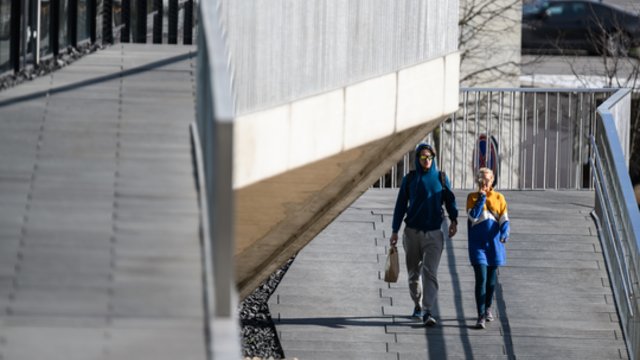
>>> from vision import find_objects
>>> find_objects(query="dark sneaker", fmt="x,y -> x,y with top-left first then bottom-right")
423,313 -> 437,327
411,306 -> 423,318
476,315 -> 486,329
485,308 -> 494,322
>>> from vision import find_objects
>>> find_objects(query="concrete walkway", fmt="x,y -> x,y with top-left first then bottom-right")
0,44 -> 205,359
270,189 -> 629,359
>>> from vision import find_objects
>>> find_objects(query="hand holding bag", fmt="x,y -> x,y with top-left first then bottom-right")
384,246 -> 399,283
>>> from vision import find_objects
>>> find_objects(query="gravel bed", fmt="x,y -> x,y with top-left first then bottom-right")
239,257 -> 295,359
0,43 -> 101,92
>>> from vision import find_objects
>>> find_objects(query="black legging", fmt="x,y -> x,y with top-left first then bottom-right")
473,264 -> 498,317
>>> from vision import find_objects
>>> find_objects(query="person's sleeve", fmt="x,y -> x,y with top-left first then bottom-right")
443,175 -> 458,223
467,192 -> 486,221
499,194 -> 510,241
392,176 -> 409,233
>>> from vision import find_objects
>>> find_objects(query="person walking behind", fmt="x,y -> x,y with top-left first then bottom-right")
390,143 -> 458,327
466,167 -> 510,329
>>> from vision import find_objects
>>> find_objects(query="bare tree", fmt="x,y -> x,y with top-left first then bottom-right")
555,1 -> 640,181
459,0 -> 542,87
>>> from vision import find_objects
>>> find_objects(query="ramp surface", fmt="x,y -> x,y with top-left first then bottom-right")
0,44 -> 205,359
270,189 -> 628,359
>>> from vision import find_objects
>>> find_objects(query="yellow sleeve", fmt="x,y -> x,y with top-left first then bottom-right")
500,194 -> 508,217
466,192 -> 478,212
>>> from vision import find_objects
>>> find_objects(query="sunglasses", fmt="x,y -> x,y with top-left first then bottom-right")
419,155 -> 434,161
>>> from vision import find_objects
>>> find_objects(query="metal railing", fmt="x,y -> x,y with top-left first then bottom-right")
193,1 -> 239,359
2,0 -> 196,74
376,88 -> 619,190
591,88 -> 640,360
110,0 -> 196,44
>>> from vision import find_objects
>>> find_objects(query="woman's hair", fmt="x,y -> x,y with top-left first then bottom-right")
476,167 -> 494,184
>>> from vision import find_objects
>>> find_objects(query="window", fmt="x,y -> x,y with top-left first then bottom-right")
40,0 -> 51,56
546,5 -> 564,17
59,0 -> 69,48
571,3 -> 586,17
0,0 -> 10,72
78,0 -> 90,42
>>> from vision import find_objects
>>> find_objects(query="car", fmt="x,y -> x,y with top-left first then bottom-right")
522,0 -> 640,56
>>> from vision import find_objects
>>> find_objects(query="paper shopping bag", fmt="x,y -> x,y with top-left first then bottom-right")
384,246 -> 399,283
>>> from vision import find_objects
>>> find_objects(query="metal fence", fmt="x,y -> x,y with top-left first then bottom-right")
376,88 -> 619,190
1,0 -> 196,74
591,88 -> 640,360
106,0 -> 196,44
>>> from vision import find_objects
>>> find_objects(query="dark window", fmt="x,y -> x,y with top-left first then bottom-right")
78,0 -> 89,41
40,0 -> 51,56
59,0 -> 69,48
0,0 -> 10,72
546,2 -> 585,22
571,3 -> 586,17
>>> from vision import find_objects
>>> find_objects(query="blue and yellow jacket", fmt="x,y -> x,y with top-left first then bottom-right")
392,143 -> 458,233
466,189 -> 510,266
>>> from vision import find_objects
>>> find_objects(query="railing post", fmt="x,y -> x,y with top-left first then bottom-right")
135,0 -> 147,43
168,0 -> 178,44
121,0 -> 130,42
51,0 -> 60,56
152,0 -> 163,43
102,0 -> 114,44
88,0 -> 97,43
68,0 -> 78,47
184,0 -> 194,45
10,0 -> 21,73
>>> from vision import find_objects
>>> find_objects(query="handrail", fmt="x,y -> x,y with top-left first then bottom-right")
189,120 -> 216,360
591,88 -> 640,360
195,1 -> 240,359
461,87 -> 616,93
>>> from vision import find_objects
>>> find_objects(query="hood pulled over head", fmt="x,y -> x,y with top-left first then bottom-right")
414,143 -> 438,173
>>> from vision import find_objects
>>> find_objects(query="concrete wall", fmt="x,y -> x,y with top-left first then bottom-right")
221,0 -> 460,115
459,0 -> 521,87
234,53 -> 460,189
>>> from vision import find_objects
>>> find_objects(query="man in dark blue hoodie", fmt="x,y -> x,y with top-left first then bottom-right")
390,143 -> 458,327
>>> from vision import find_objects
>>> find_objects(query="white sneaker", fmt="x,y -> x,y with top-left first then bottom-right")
485,308 -> 494,322
476,316 -> 486,329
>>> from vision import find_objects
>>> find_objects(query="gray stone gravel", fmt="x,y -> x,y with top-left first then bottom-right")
0,43 -> 101,92
239,257 -> 294,359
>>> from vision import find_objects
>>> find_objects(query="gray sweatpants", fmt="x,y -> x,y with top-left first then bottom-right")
403,226 -> 445,313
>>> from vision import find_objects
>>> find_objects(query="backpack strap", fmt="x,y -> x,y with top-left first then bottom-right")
439,171 -> 447,189
404,170 -> 415,199
439,170 -> 454,206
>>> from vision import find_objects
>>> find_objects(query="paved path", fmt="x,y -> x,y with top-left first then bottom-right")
270,189 -> 629,359
0,44 -> 205,359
